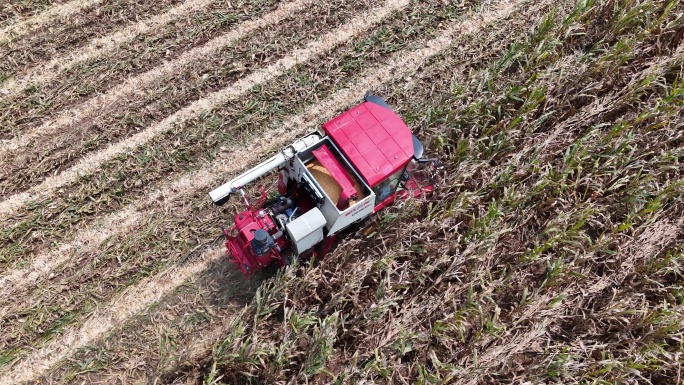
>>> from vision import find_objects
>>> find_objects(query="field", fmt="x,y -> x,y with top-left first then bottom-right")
0,0 -> 682,383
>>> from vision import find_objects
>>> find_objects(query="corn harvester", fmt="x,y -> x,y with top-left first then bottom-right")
209,95 -> 442,278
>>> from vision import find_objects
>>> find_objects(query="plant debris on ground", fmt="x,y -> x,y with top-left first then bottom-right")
0,0 -> 682,384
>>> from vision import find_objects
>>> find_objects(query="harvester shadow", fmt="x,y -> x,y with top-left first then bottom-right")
188,236 -> 269,308
155,239 -> 275,384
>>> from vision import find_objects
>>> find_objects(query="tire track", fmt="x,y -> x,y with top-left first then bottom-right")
0,0 -> 215,99
0,0 -> 411,218
0,1 -> 523,382
0,0 -> 103,43
0,0 -> 311,155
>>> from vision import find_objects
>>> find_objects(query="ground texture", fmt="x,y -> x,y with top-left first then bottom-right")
0,0 -> 682,383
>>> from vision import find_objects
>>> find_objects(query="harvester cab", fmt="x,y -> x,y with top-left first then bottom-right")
209,95 -> 441,278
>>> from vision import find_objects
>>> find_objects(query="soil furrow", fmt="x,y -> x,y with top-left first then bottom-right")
0,0 -> 209,97
0,0 -> 308,156
0,2 -> 521,380
0,0 -> 101,41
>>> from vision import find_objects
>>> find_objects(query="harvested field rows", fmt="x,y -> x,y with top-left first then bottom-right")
1,0 -> 683,383
0,0 -> 98,40
0,0 -> 444,296
0,0 -> 373,197
0,0 -> 189,83
0,0 -> 306,155
2,0 -> 520,365
1,2 -> 509,353
0,0 -> 281,138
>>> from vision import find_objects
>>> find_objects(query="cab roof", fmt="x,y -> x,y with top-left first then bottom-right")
322,101 -> 414,187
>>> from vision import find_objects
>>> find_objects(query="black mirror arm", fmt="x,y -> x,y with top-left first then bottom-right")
415,157 -> 444,170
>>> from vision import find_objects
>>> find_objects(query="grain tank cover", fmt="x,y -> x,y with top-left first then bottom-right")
322,101 -> 414,187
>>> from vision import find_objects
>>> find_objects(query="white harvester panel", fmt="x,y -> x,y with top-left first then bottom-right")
286,208 -> 327,255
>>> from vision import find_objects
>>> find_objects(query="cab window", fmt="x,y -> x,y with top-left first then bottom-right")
372,168 -> 405,202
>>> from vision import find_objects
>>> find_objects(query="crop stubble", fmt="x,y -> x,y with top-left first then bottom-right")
1,0 -> 682,383
0,0 -> 414,220
0,0 -> 443,269
29,0 -> 560,380
0,0 -> 448,292
0,1 -> 70,23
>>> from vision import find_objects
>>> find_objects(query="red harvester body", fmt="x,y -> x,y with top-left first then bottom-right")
209,95 -> 442,278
